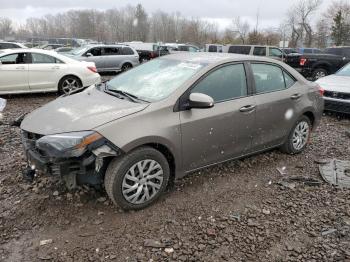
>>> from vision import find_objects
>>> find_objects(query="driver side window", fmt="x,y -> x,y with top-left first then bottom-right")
86,48 -> 102,56
191,64 -> 248,103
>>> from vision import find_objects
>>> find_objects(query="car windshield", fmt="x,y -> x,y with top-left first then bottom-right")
336,64 -> 350,76
71,46 -> 88,55
106,58 -> 205,102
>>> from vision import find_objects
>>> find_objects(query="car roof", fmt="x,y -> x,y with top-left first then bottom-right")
162,52 -> 283,65
83,44 -> 130,48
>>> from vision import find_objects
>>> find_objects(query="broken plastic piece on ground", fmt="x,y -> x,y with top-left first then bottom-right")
321,228 -> 337,236
278,176 -> 322,189
314,158 -> 331,164
319,159 -> 350,188
277,167 -> 287,175
285,176 -> 322,186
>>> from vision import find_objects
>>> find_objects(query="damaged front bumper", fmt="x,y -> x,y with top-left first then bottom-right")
21,130 -> 121,189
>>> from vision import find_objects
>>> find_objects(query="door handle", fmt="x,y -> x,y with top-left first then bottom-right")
239,105 -> 256,113
291,93 -> 302,100
51,66 -> 60,70
16,66 -> 25,70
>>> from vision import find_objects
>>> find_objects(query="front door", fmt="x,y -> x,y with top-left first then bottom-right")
0,53 -> 29,93
180,63 -> 256,171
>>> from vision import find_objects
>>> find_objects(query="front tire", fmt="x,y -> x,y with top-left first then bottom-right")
280,116 -> 312,154
104,147 -> 170,210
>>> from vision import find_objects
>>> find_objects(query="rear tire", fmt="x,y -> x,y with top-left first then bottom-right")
312,68 -> 328,80
104,147 -> 170,210
58,76 -> 82,95
280,116 -> 312,154
121,63 -> 132,72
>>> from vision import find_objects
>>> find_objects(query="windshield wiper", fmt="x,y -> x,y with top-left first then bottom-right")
105,84 -> 149,103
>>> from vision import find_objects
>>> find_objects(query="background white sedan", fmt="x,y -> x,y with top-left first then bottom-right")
316,63 -> 350,114
0,49 -> 101,95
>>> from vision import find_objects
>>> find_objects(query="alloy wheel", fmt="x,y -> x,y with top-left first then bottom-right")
292,121 -> 310,151
122,159 -> 164,204
62,78 -> 81,94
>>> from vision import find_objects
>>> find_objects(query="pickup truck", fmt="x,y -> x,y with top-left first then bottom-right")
285,53 -> 349,80
136,46 -> 170,62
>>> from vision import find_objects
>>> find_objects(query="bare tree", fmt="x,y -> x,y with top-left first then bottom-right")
233,17 -> 250,44
0,17 -> 13,39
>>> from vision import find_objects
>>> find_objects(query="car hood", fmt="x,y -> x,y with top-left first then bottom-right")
316,75 -> 350,93
21,87 -> 149,135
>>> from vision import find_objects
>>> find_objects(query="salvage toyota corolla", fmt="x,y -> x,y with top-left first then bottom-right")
20,53 -> 324,210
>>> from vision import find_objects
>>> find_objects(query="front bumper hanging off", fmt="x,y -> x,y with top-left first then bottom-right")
21,130 -> 120,189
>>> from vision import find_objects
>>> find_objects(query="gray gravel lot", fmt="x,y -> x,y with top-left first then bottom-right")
0,88 -> 349,261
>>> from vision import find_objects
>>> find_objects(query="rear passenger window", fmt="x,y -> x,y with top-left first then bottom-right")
283,71 -> 296,88
251,64 -> 286,94
31,53 -> 61,64
191,64 -> 247,102
253,47 -> 266,56
122,47 -> 134,55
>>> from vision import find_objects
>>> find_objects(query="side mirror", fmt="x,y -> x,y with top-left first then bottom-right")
188,93 -> 214,109
86,53 -> 93,57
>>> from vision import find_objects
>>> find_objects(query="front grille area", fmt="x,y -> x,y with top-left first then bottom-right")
21,131 -> 44,154
324,91 -> 350,100
325,100 -> 350,113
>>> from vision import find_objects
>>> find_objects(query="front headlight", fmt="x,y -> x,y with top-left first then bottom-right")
36,131 -> 103,158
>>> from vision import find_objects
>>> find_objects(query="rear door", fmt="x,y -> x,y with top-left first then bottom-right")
180,63 -> 256,171
28,52 -> 66,91
0,52 -> 29,93
249,62 -> 300,150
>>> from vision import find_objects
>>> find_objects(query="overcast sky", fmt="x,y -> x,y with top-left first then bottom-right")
0,0 -> 329,30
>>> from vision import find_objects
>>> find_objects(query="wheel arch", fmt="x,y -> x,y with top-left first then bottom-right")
120,138 -> 180,183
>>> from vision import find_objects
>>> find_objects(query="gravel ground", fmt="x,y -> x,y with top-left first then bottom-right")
0,87 -> 349,262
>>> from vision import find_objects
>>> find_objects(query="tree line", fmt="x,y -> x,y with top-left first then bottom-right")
0,0 -> 349,48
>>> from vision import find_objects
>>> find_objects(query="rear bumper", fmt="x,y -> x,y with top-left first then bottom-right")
83,74 -> 101,87
324,97 -> 350,114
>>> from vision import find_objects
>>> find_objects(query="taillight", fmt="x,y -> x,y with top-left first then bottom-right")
318,86 -> 325,96
300,57 -> 307,66
87,66 -> 97,73
150,52 -> 155,59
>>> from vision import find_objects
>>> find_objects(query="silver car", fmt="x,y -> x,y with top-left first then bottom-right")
20,53 -> 324,210
68,44 -> 139,72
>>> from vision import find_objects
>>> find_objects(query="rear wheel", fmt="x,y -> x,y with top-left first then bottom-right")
312,68 -> 328,80
104,147 -> 170,210
121,63 -> 132,72
58,76 -> 82,95
280,116 -> 311,154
